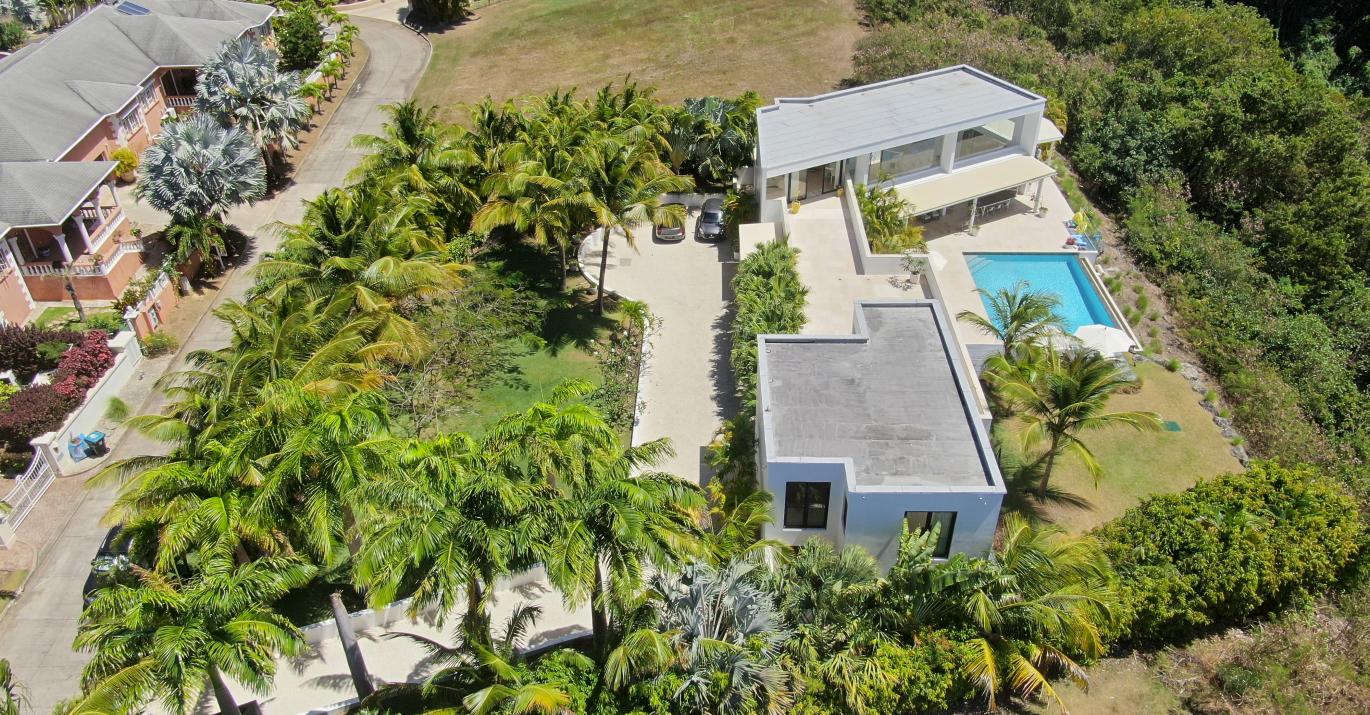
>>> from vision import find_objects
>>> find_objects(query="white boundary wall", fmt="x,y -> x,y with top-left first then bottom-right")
32,331 -> 143,476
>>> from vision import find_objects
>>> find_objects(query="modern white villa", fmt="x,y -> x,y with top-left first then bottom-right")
748,65 -> 1133,563
754,64 -> 1061,228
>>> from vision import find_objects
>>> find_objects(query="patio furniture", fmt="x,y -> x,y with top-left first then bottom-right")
975,189 -> 1017,218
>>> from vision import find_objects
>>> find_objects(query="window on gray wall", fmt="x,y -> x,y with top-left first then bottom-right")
905,511 -> 956,557
871,137 -> 942,179
955,118 -> 1017,163
784,482 -> 830,529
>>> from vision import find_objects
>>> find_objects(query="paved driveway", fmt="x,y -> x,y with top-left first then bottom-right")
0,18 -> 430,713
580,215 -> 736,485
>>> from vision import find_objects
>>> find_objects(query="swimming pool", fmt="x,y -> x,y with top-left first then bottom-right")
965,252 -> 1116,333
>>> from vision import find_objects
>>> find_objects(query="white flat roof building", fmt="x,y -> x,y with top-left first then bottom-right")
756,300 -> 1006,568
754,65 -> 1057,228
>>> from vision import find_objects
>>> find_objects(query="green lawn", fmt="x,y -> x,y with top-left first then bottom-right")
999,361 -> 1243,532
415,0 -> 864,122
442,338 -> 603,437
34,306 -> 77,328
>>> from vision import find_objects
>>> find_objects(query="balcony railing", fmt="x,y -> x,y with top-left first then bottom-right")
166,95 -> 195,109
18,238 -> 144,278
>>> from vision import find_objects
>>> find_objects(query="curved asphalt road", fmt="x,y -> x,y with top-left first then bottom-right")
0,17 -> 430,714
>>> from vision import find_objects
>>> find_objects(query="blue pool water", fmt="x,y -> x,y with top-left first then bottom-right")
965,253 -> 1116,333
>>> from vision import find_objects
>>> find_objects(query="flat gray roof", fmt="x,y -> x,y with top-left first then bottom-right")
756,65 -> 1044,175
760,301 -> 998,489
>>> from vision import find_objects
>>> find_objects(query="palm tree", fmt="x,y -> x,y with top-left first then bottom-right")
163,214 -> 229,266
997,349 -> 1162,497
367,604 -> 589,714
195,38 -> 310,180
886,515 -> 1122,711
607,558 -> 795,714
74,555 -> 316,715
0,0 -> 41,28
0,659 -> 26,715
576,133 -> 693,314
135,113 -> 266,224
355,433 -> 555,647
350,101 -> 481,233
957,281 -> 1065,359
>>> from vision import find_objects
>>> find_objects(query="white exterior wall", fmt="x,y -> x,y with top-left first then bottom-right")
843,488 -> 1002,568
760,459 -> 848,548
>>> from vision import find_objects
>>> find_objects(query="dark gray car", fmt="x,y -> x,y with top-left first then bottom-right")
695,198 -> 726,242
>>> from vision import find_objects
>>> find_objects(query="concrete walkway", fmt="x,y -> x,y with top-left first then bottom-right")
0,18 -> 431,714
579,219 -> 736,485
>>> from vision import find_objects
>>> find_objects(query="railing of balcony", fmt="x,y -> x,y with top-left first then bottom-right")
17,238 -> 144,278
166,95 -> 195,108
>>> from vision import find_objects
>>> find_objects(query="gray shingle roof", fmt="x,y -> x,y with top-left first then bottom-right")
759,301 -> 1000,489
0,161 -> 117,233
756,65 -> 1044,174
0,1 -> 270,162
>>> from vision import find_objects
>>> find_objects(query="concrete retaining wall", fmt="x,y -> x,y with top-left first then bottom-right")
32,331 -> 143,475
842,178 -> 929,276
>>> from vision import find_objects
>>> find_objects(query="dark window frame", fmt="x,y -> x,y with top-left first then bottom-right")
784,482 -> 831,529
905,510 -> 957,558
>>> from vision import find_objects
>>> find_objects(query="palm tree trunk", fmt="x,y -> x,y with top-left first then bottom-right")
330,592 -> 375,701
590,559 -> 610,658
208,664 -> 242,715
1038,435 -> 1061,499
233,542 -> 251,565
595,226 -> 611,316
464,576 -> 491,648
559,240 -> 569,292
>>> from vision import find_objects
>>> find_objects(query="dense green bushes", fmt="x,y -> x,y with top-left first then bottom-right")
1097,461 -> 1362,646
729,240 -> 807,410
272,1 -> 325,72
0,324 -> 83,383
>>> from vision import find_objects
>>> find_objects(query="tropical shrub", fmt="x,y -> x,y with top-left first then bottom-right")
272,1 -> 325,72
51,331 -> 115,400
854,182 -> 926,253
0,19 -> 25,52
793,640 -> 960,715
0,385 -> 78,452
110,146 -> 139,181
1097,461 -> 1362,646
730,240 -> 806,409
0,324 -> 83,382
138,331 -> 178,358
83,312 -> 126,334
0,382 -> 15,409
408,0 -> 468,24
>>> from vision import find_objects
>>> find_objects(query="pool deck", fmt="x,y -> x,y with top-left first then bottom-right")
923,179 -> 1094,350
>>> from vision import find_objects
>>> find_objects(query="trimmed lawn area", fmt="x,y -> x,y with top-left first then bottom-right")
415,0 -> 864,121
34,306 -> 77,328
1000,361 -> 1243,532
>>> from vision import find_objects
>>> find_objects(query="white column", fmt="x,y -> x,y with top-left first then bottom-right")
1033,178 -> 1044,212
967,197 -> 979,233
108,182 -> 122,210
6,237 -> 25,266
940,133 -> 957,173
74,218 -> 92,254
54,232 -> 74,263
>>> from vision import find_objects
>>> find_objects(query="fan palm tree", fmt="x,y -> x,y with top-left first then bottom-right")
196,38 -> 311,178
0,0 -> 41,28
887,515 -> 1122,711
135,113 -> 266,224
996,349 -> 1162,497
366,604 -> 589,715
74,554 -> 316,715
957,281 -> 1066,359
607,558 -> 795,715
576,133 -> 692,314
355,433 -> 555,647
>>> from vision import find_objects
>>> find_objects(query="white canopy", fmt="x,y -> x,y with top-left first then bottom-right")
1073,324 -> 1135,355
895,155 -> 1055,215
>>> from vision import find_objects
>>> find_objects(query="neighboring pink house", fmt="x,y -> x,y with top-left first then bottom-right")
0,0 -> 273,330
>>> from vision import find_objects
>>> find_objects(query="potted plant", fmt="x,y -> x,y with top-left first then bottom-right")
789,200 -> 801,214
111,146 -> 139,183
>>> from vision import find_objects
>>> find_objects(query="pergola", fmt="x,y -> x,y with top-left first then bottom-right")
895,155 -> 1056,232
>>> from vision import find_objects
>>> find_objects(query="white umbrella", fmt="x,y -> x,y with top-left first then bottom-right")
1073,324 -> 1134,355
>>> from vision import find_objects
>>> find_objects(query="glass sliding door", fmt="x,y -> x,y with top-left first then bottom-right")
822,161 -> 841,194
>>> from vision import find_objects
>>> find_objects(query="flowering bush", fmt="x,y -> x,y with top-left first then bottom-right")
0,325 -> 83,382
0,385 -> 79,452
51,331 -> 115,400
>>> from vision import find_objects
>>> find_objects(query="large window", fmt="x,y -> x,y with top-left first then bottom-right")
784,482 -> 831,529
955,119 -> 1017,163
905,511 -> 956,558
871,137 -> 942,179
